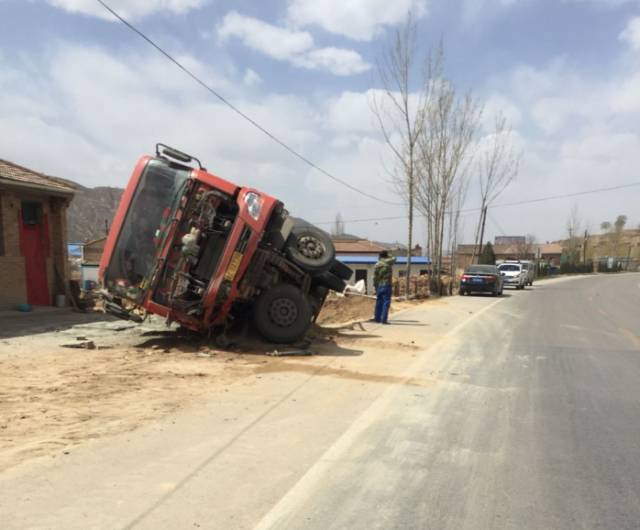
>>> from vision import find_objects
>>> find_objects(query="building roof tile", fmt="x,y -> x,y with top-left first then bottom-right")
334,239 -> 387,253
0,159 -> 76,195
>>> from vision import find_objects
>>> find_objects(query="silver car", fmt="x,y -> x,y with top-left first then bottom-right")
498,263 -> 527,290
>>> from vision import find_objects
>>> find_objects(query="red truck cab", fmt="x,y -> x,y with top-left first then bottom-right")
99,145 -> 351,343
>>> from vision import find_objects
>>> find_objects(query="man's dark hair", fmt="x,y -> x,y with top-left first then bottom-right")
379,250 -> 389,259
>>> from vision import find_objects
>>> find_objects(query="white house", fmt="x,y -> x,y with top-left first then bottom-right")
337,255 -> 432,294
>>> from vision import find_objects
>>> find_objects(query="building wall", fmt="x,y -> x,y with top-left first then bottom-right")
81,264 -> 99,285
0,189 -> 71,308
0,191 -> 27,307
345,263 -> 428,294
82,238 -> 106,265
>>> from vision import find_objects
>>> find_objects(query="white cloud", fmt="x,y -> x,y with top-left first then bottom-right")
295,47 -> 370,76
478,55 -> 640,241
46,0 -> 207,20
620,16 -> 640,51
243,68 -> 262,86
286,0 -> 427,41
325,91 -> 379,132
217,11 -> 313,61
217,12 -> 371,76
0,43 -> 402,242
481,94 -> 522,131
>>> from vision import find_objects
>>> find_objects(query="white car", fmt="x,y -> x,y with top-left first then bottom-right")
498,262 -> 528,290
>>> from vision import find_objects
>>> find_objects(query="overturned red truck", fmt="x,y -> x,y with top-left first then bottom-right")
99,145 -> 351,343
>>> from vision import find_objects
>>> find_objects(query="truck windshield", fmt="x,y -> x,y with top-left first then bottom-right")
104,160 -> 190,301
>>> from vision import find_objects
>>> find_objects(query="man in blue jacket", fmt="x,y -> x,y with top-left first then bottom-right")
373,250 -> 396,324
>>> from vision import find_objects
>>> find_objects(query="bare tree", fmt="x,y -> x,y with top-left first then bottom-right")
565,205 -> 582,264
372,14 -> 426,296
472,114 -> 520,262
515,234 -> 536,260
414,49 -> 482,288
332,212 -> 345,237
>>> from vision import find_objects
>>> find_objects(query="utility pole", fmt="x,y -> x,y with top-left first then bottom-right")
476,206 -> 488,264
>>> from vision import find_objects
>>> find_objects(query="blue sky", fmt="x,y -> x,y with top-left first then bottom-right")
1,0 -> 639,245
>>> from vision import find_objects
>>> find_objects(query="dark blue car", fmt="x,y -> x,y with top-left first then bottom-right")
459,264 -> 504,296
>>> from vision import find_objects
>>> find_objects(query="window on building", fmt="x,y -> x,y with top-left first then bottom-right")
21,201 -> 43,225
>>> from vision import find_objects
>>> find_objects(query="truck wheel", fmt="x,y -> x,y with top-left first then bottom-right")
254,284 -> 312,344
285,225 -> 335,274
330,260 -> 353,281
316,271 -> 347,293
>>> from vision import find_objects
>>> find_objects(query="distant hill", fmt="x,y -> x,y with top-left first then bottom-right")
67,184 -> 123,243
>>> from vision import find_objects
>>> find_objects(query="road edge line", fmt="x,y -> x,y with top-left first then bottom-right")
252,296 -> 506,530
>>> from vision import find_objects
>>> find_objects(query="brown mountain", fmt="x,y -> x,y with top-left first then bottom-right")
67,184 -> 123,243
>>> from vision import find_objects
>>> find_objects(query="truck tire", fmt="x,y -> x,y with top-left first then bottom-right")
253,283 -> 313,344
330,259 -> 353,281
285,225 -> 335,274
316,271 -> 347,293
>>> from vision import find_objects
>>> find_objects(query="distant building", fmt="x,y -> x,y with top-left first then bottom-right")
333,235 -> 423,257
494,236 -> 526,246
80,236 -> 107,288
333,238 -> 387,256
455,242 -> 562,271
0,159 -> 75,308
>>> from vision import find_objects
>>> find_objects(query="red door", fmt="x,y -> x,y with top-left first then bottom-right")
20,203 -> 50,306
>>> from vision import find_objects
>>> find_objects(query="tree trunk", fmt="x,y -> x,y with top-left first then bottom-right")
405,170 -> 413,298
477,206 -> 488,263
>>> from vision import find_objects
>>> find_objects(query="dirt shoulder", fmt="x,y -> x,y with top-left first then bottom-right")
0,296 -> 432,472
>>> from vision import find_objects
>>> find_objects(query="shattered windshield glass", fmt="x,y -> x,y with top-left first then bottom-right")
104,160 -> 190,301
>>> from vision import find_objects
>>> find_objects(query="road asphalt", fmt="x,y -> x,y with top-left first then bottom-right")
1,273 -> 639,529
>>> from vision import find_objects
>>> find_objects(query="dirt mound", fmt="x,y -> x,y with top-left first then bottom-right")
316,293 -> 427,326
317,294 -> 375,325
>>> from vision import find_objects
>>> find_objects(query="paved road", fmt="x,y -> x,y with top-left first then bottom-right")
2,274 -> 640,529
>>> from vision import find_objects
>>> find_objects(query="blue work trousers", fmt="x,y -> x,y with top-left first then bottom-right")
374,284 -> 392,323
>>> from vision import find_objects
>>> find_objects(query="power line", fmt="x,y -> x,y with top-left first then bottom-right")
313,181 -> 640,225
95,0 -> 402,206
487,212 -> 507,236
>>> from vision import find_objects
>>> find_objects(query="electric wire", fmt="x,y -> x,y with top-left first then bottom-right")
313,181 -> 640,225
95,0 -> 403,206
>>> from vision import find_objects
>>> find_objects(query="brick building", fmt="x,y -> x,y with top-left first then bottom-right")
0,159 -> 75,308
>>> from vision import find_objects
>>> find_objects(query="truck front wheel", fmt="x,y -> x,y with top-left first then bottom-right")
254,284 -> 313,343
285,225 -> 335,274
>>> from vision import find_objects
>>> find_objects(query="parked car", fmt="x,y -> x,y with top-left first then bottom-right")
498,259 -> 535,286
459,265 -> 503,296
498,262 -> 528,289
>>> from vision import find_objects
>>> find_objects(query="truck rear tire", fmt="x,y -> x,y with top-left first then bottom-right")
253,283 -> 313,344
285,225 -> 335,274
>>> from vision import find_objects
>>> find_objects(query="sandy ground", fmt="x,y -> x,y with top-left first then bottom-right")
0,295 -> 428,472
